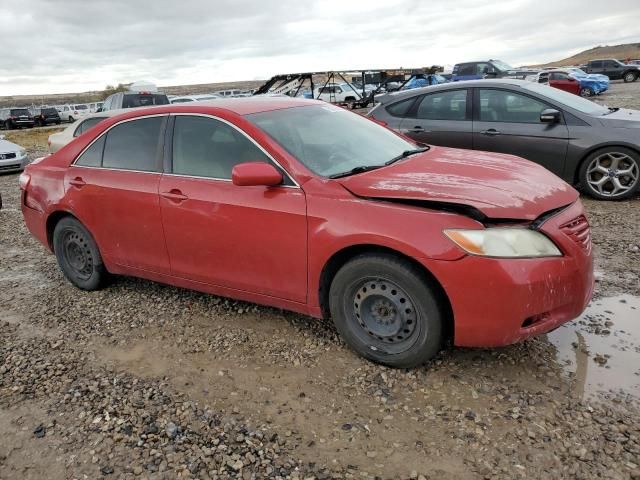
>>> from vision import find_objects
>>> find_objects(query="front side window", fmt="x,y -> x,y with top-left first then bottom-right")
479,89 -> 549,123
604,60 -> 620,68
246,105 -> 416,178
102,117 -> 163,172
415,90 -> 467,121
172,115 -> 271,180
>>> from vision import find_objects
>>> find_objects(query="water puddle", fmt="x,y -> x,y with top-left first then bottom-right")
548,295 -> 640,399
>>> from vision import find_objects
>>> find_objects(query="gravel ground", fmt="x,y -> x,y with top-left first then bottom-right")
1,82 -> 639,479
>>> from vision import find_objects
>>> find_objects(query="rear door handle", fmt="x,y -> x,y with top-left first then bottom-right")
161,189 -> 189,203
407,126 -> 429,133
480,129 -> 501,136
69,177 -> 86,188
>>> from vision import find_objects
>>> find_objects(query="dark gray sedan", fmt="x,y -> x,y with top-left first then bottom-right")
368,79 -> 640,200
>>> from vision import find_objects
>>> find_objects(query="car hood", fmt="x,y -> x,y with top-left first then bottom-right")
0,138 -> 22,153
597,108 -> 640,128
337,147 -> 578,221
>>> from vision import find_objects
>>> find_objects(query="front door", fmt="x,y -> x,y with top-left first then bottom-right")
159,114 -> 307,303
399,88 -> 473,149
64,115 -> 170,274
472,88 -> 569,176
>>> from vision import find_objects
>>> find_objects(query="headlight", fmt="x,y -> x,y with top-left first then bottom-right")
18,148 -> 26,158
444,228 -> 562,258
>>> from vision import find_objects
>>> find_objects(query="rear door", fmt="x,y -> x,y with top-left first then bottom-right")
398,88 -> 472,149
64,115 -> 171,274
472,88 -> 569,175
549,72 -> 580,95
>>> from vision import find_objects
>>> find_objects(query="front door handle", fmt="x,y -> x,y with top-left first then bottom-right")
407,126 -> 428,133
161,189 -> 189,203
69,177 -> 86,188
480,128 -> 501,136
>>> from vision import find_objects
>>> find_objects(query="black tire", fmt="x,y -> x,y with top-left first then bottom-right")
56,121 -> 61,125
578,147 -> 640,200
68,116 -> 75,123
579,87 -> 594,97
4,120 -> 12,130
329,253 -> 444,368
53,217 -> 109,290
623,71 -> 638,83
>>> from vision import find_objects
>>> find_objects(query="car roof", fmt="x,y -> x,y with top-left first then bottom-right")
105,96 -> 320,119
378,79 -> 530,103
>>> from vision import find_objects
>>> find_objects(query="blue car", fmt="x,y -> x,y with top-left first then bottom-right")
566,68 -> 609,95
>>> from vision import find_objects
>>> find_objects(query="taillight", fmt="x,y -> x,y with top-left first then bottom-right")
19,172 -> 31,190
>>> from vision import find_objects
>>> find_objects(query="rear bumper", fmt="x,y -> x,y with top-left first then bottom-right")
422,201 -> 594,347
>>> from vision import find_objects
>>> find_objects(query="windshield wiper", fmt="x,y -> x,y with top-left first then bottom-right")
328,165 -> 383,179
385,146 -> 430,165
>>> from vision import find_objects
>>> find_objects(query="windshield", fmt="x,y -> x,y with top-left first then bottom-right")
522,82 -> 609,115
491,60 -> 513,71
569,68 -> 587,75
246,105 -> 416,177
123,94 -> 170,108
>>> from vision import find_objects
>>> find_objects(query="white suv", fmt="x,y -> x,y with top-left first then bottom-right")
59,104 -> 90,122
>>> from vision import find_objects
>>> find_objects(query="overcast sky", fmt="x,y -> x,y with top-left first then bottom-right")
1,0 -> 639,96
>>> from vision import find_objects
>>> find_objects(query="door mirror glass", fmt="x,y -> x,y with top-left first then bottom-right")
540,109 -> 561,123
232,162 -> 283,187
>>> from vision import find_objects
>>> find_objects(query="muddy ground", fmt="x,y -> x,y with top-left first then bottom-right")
1,82 -> 639,479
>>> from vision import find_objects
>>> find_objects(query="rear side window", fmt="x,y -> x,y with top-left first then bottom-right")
74,117 -> 107,137
10,109 -> 30,116
102,117 -> 164,172
172,115 -> 271,180
75,136 -> 105,167
415,90 -> 468,121
122,94 -> 170,108
385,98 -> 415,117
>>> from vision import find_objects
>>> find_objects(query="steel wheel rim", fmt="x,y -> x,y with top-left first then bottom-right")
350,278 -> 421,354
586,152 -> 639,197
580,88 -> 591,97
62,230 -> 93,280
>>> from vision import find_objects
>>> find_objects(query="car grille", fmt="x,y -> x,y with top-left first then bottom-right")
0,164 -> 20,171
0,152 -> 17,160
560,215 -> 591,252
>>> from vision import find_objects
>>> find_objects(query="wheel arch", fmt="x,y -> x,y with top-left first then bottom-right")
45,210 -> 78,250
573,143 -> 640,185
317,244 -> 454,343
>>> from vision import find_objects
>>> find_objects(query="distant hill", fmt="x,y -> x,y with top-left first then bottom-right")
531,42 -> 640,67
0,80 -> 265,108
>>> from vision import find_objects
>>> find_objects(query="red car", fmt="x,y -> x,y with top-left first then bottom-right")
19,98 -> 594,368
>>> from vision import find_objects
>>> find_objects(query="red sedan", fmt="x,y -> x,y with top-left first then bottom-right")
19,98 -> 594,368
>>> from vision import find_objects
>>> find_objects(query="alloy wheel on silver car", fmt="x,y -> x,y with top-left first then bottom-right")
586,151 -> 639,198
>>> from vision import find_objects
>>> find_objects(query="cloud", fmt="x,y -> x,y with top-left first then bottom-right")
1,0 -> 639,95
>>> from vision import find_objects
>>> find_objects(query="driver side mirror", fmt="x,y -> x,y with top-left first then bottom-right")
540,109 -> 561,124
232,162 -> 283,187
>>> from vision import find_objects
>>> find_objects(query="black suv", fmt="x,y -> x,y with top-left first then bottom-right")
0,108 -> 35,129
31,107 -> 61,127
586,59 -> 639,82
101,91 -> 169,111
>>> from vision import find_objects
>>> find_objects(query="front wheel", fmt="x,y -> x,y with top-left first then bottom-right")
53,217 -> 109,290
579,147 -> 640,200
329,253 -> 444,368
623,71 -> 637,83
68,116 -> 75,123
4,120 -> 12,130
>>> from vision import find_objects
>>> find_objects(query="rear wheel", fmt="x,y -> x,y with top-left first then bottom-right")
329,253 -> 444,368
579,147 -> 640,200
53,217 -> 109,290
623,71 -> 637,83
579,87 -> 594,97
